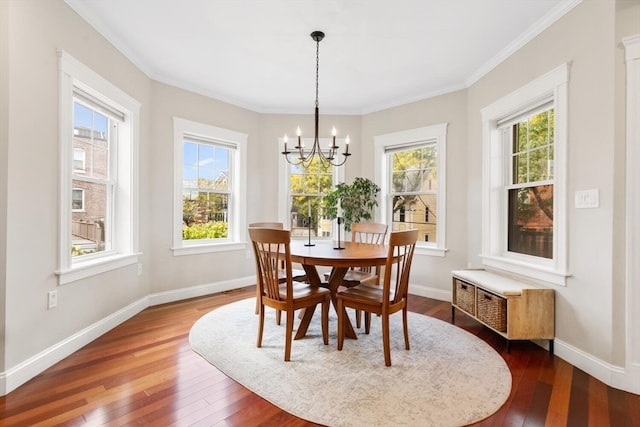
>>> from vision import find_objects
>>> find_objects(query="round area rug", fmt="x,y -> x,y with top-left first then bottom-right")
189,298 -> 511,427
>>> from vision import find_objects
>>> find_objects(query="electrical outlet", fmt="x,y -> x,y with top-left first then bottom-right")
48,290 -> 58,309
137,263 -> 143,276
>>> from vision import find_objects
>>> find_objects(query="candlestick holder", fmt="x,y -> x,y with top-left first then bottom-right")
334,217 -> 345,250
305,216 -> 315,247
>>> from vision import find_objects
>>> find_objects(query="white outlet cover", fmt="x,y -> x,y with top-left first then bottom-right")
575,189 -> 599,209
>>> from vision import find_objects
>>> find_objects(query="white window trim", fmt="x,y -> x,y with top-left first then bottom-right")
374,123 -> 448,257
622,34 -> 640,394
278,138 -> 345,238
480,63 -> 570,286
172,117 -> 247,255
57,50 -> 140,285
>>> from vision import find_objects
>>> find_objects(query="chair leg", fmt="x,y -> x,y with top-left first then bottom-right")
355,309 -> 362,328
337,299 -> 344,351
256,305 -> 265,348
276,309 -> 282,325
403,307 -> 410,350
365,312 -> 372,334
321,299 -> 329,345
284,310 -> 294,361
382,314 -> 391,366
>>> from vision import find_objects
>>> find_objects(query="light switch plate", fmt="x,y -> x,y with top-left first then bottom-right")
575,189 -> 599,208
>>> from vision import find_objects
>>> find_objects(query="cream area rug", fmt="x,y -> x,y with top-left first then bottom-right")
189,298 -> 511,427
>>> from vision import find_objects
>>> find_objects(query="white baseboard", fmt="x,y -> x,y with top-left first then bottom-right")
554,338 -> 640,395
148,276 -> 254,306
409,282 -> 451,302
0,297 -> 149,396
0,276 -> 255,396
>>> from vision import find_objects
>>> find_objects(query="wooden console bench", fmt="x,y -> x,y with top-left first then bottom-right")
451,269 -> 555,353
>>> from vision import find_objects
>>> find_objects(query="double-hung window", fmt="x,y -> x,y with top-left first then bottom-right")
481,63 -> 569,285
173,118 -> 247,254
374,123 -> 448,256
278,138 -> 343,238
57,51 -> 140,284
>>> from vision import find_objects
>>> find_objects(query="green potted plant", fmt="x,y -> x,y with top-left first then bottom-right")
323,177 -> 381,231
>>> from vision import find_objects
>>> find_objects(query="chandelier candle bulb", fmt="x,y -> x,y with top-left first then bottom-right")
345,136 -> 350,154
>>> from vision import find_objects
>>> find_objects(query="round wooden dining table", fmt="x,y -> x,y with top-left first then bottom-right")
288,239 -> 389,340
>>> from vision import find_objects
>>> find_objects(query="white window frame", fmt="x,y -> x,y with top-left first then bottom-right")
480,63 -> 569,286
278,137 -> 345,238
374,123 -> 448,257
57,50 -> 140,285
172,117 -> 247,255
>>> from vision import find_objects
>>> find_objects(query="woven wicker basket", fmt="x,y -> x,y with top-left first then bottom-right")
455,279 -> 476,315
477,288 -> 507,332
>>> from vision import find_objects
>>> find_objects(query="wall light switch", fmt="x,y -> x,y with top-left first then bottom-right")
575,189 -> 599,209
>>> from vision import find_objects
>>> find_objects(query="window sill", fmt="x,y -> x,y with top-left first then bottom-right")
56,253 -> 139,285
415,245 -> 447,257
172,241 -> 246,256
480,255 -> 570,286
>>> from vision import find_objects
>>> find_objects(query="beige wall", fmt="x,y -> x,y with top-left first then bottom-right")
147,81 -> 261,294
2,0 -> 639,394
467,0 -> 620,362
3,0 -> 152,369
361,90 -> 469,300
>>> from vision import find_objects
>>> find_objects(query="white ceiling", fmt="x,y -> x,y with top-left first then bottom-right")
65,0 -> 579,114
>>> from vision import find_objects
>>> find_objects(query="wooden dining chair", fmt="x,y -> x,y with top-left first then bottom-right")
325,222 -> 388,327
249,222 -> 307,322
249,227 -> 330,361
336,229 -> 418,366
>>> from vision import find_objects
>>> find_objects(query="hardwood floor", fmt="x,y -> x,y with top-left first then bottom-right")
1,286 -> 638,426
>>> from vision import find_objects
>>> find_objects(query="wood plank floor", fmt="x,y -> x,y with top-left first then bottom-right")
1,286 -> 638,426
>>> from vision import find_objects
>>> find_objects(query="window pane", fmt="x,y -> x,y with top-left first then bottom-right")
73,101 -> 110,180
391,194 -> 437,242
512,109 -> 554,186
71,100 -> 113,258
288,156 -> 334,237
182,139 -> 232,241
389,142 -> 438,244
508,184 -> 553,258
182,192 -> 228,240
71,180 -> 109,257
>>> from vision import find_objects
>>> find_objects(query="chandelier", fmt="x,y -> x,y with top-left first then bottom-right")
281,31 -> 351,168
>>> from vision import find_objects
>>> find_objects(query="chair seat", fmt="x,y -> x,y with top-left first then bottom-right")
279,281 -> 330,301
338,284 -> 395,306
